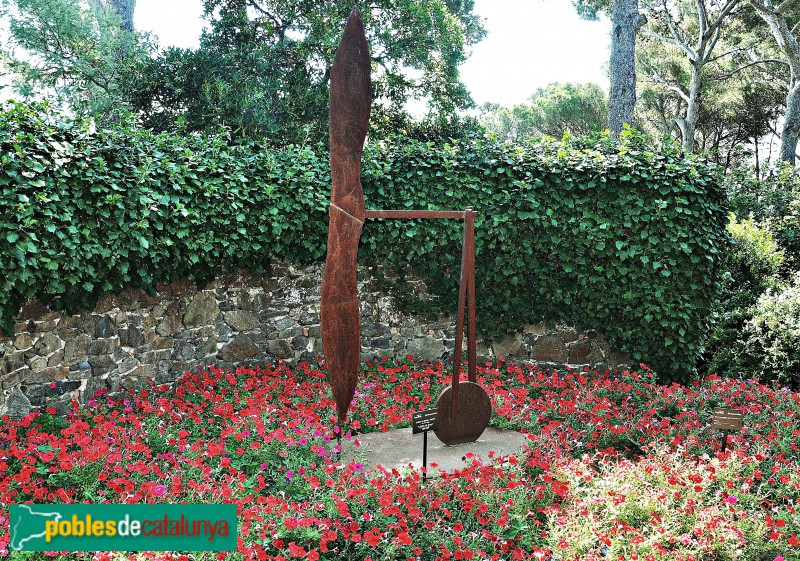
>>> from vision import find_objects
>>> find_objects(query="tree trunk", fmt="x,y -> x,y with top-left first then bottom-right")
750,0 -> 800,164
608,0 -> 646,138
782,81 -> 800,164
679,62 -> 703,154
109,0 -> 135,31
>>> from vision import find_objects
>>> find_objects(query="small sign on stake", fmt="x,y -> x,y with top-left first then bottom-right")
413,408 -> 438,482
712,407 -> 743,452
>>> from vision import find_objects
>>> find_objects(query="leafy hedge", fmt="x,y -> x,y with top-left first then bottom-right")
1,103 -> 728,382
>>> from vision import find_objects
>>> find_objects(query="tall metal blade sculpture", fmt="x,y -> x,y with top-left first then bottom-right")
323,8 -> 491,444
321,7 -> 371,426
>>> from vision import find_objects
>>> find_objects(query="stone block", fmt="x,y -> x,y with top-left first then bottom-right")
223,311 -> 259,332
559,329 -> 579,344
492,335 -> 524,358
372,336 -> 390,349
16,299 -> 49,321
1,368 -> 32,389
156,304 -> 183,336
94,293 -> 120,314
30,356 -> 49,373
13,333 -> 33,350
606,350 -> 631,367
568,339 -> 592,364
239,290 -> 271,312
522,322 -> 547,336
119,326 -> 145,348
152,337 -> 173,351
34,332 -> 62,355
89,355 -> 117,376
1,385 -> 32,420
88,338 -> 118,355
117,356 -> 137,374
405,337 -> 445,360
130,364 -> 156,378
25,367 -> 68,385
47,350 -> 64,367
25,380 -> 81,399
95,317 -> 117,338
273,316 -> 295,330
195,338 -> 218,359
183,292 -> 219,328
266,338 -> 292,359
3,351 -> 24,372
64,333 -> 92,362
219,335 -> 260,361
172,340 -> 196,361
532,335 -> 568,363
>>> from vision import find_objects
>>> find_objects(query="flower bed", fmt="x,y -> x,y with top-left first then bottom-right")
1,357 -> 798,560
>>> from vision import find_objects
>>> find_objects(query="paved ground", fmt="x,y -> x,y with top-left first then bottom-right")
342,426 -> 529,478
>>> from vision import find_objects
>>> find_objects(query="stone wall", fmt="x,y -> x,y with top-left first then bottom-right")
0,261 -> 630,416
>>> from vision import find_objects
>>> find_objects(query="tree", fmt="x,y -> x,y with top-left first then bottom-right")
0,0 -> 152,121
478,82 -> 608,141
128,0 -> 486,143
641,0 -> 741,154
575,0 -> 647,137
749,0 -> 800,163
89,0 -> 136,31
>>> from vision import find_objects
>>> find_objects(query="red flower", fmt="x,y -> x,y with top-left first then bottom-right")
288,541 -> 306,557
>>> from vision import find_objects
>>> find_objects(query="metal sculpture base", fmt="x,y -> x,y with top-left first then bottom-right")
341,426 -> 528,477
365,207 -> 490,445
434,382 -> 491,445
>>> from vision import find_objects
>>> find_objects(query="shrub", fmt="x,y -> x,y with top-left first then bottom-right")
0,103 -> 728,382
725,214 -> 784,293
700,217 -> 783,377
726,163 -> 800,273
746,272 -> 800,388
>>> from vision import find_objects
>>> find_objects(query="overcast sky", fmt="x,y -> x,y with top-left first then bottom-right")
134,0 -> 611,110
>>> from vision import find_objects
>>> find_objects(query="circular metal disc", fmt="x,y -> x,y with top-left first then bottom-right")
434,382 -> 491,445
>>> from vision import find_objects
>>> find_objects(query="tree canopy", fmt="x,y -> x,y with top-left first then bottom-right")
479,82 -> 608,141
127,0 -> 485,143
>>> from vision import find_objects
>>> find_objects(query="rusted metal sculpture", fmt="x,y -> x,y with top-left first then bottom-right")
323,8 -> 491,444
321,7 -> 371,426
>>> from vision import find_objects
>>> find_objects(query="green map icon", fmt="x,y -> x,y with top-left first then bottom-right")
10,505 -> 63,551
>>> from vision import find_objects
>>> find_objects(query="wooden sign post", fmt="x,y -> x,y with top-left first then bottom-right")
413,408 -> 438,482
712,407 -> 743,452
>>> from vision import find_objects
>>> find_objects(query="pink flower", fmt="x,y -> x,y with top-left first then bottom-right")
774,557 -> 784,561
727,496 -> 738,504
153,484 -> 166,496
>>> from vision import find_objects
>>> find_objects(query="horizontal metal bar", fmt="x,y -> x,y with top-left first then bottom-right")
364,209 -> 466,219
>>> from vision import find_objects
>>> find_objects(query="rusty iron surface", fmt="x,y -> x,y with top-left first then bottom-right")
364,210 -> 466,219
321,7 -> 371,425
433,381 -> 492,445
367,207 -> 488,444
322,9 -> 490,441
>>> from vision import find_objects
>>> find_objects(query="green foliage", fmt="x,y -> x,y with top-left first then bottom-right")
479,82 -> 608,142
128,0 -> 485,144
0,101 -> 328,329
701,216 -> 783,378
727,163 -> 800,273
725,214 -> 784,293
0,0 -> 154,122
745,272 -> 800,388
0,103 -> 727,383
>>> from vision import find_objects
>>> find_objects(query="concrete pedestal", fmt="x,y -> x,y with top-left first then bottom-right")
344,426 -> 529,477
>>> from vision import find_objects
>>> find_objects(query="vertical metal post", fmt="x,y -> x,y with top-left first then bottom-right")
422,430 -> 428,483
450,210 -> 470,420
466,208 -> 477,383
721,430 -> 729,452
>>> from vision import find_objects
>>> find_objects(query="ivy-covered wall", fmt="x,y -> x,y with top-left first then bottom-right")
0,102 -> 728,382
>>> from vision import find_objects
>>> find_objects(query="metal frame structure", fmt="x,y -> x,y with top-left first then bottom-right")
365,207 -> 477,420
